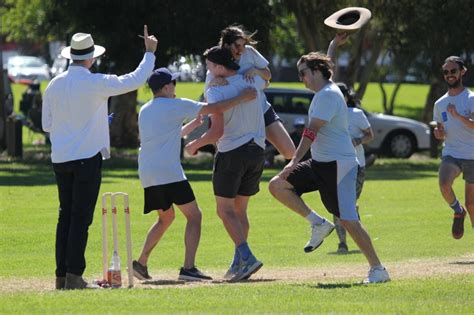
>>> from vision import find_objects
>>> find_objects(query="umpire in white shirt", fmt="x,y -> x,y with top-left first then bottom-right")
42,25 -> 157,290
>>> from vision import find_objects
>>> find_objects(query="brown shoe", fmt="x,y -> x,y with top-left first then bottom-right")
65,273 -> 100,290
452,208 -> 466,239
55,277 -> 66,290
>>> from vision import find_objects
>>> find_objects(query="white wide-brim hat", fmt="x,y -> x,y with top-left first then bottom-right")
61,33 -> 106,60
324,7 -> 372,33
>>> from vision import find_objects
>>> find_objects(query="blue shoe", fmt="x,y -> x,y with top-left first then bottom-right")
230,255 -> 263,282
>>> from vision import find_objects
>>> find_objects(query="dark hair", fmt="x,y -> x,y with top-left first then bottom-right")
218,25 -> 258,47
336,82 -> 360,108
297,52 -> 333,80
203,46 -> 240,71
444,56 -> 467,70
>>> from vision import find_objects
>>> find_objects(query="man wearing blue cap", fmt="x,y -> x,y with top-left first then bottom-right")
433,56 -> 474,239
132,67 -> 257,281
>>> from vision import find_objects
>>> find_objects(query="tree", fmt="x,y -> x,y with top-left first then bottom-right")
2,0 -> 274,147
281,0 -> 387,101
380,0 -> 474,122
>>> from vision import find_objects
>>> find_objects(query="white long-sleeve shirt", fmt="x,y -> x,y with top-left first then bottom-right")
42,52 -> 155,163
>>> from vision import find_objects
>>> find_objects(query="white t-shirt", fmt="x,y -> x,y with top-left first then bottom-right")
309,82 -> 357,162
138,97 -> 204,187
433,88 -> 474,159
348,107 -> 371,167
207,74 -> 266,152
42,53 -> 155,163
205,45 -> 270,113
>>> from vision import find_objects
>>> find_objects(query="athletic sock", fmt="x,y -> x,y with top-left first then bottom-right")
305,211 -> 325,226
231,248 -> 240,266
450,200 -> 464,214
237,242 -> 252,261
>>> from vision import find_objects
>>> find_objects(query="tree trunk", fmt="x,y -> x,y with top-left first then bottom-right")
423,79 -> 445,123
355,29 -> 384,100
378,81 -> 388,113
346,28 -> 365,87
109,91 -> 140,148
388,81 -> 403,115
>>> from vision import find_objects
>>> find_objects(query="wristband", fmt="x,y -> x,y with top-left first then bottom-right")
303,128 -> 316,142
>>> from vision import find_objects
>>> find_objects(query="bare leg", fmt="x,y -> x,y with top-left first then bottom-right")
234,195 -> 250,240
268,176 -> 312,217
341,219 -> 381,267
266,121 -> 295,160
465,183 -> 474,227
137,207 -> 175,266
216,196 -> 246,246
439,161 -> 461,205
176,201 -> 202,269
333,215 -> 347,244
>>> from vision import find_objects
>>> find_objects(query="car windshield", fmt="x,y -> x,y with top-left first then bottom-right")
9,57 -> 45,68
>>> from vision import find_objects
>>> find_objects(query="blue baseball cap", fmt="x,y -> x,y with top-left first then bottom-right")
148,67 -> 180,92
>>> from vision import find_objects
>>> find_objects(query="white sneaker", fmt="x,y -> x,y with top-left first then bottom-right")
363,266 -> 390,284
304,219 -> 335,253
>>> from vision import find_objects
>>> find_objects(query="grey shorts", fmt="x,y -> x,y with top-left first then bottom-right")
441,155 -> 474,183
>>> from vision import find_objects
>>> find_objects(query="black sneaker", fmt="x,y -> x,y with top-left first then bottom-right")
133,260 -> 152,280
178,267 -> 212,281
337,242 -> 348,254
452,208 -> 466,239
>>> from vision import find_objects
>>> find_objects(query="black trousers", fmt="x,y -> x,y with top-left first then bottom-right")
53,152 -> 102,277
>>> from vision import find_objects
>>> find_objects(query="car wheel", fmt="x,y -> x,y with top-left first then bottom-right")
388,132 -> 415,158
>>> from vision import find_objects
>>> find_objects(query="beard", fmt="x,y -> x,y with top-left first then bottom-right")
446,77 -> 462,88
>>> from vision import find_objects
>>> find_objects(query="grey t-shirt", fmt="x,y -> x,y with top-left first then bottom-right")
433,88 -> 474,159
138,97 -> 204,187
207,74 -> 266,152
309,82 -> 357,162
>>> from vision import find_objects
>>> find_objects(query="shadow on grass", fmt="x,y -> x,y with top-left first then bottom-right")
449,261 -> 474,265
294,282 -> 365,290
0,147 -> 441,186
141,278 -> 276,287
327,249 -> 362,256
365,159 -> 439,181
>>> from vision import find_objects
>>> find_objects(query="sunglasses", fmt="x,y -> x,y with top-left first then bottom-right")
298,67 -> 311,78
443,68 -> 460,75
172,79 -> 176,86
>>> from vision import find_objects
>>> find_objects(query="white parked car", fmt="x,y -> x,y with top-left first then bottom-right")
185,87 -> 431,158
7,56 -> 51,83
264,87 -> 431,158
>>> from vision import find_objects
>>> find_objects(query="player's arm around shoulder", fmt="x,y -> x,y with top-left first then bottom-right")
198,87 -> 257,115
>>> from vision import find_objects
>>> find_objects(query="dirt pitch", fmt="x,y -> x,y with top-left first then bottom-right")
1,253 -> 473,292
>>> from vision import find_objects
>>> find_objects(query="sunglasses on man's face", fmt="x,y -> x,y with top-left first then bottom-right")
443,68 -> 460,75
298,67 -> 311,78
172,79 -> 176,86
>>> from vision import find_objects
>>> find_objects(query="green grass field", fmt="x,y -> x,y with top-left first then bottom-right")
1,156 -> 473,313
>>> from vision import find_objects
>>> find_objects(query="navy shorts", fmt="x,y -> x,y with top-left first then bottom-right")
213,140 -> 265,198
143,180 -> 195,214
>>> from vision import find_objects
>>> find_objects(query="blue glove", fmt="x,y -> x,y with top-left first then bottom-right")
108,113 -> 114,125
